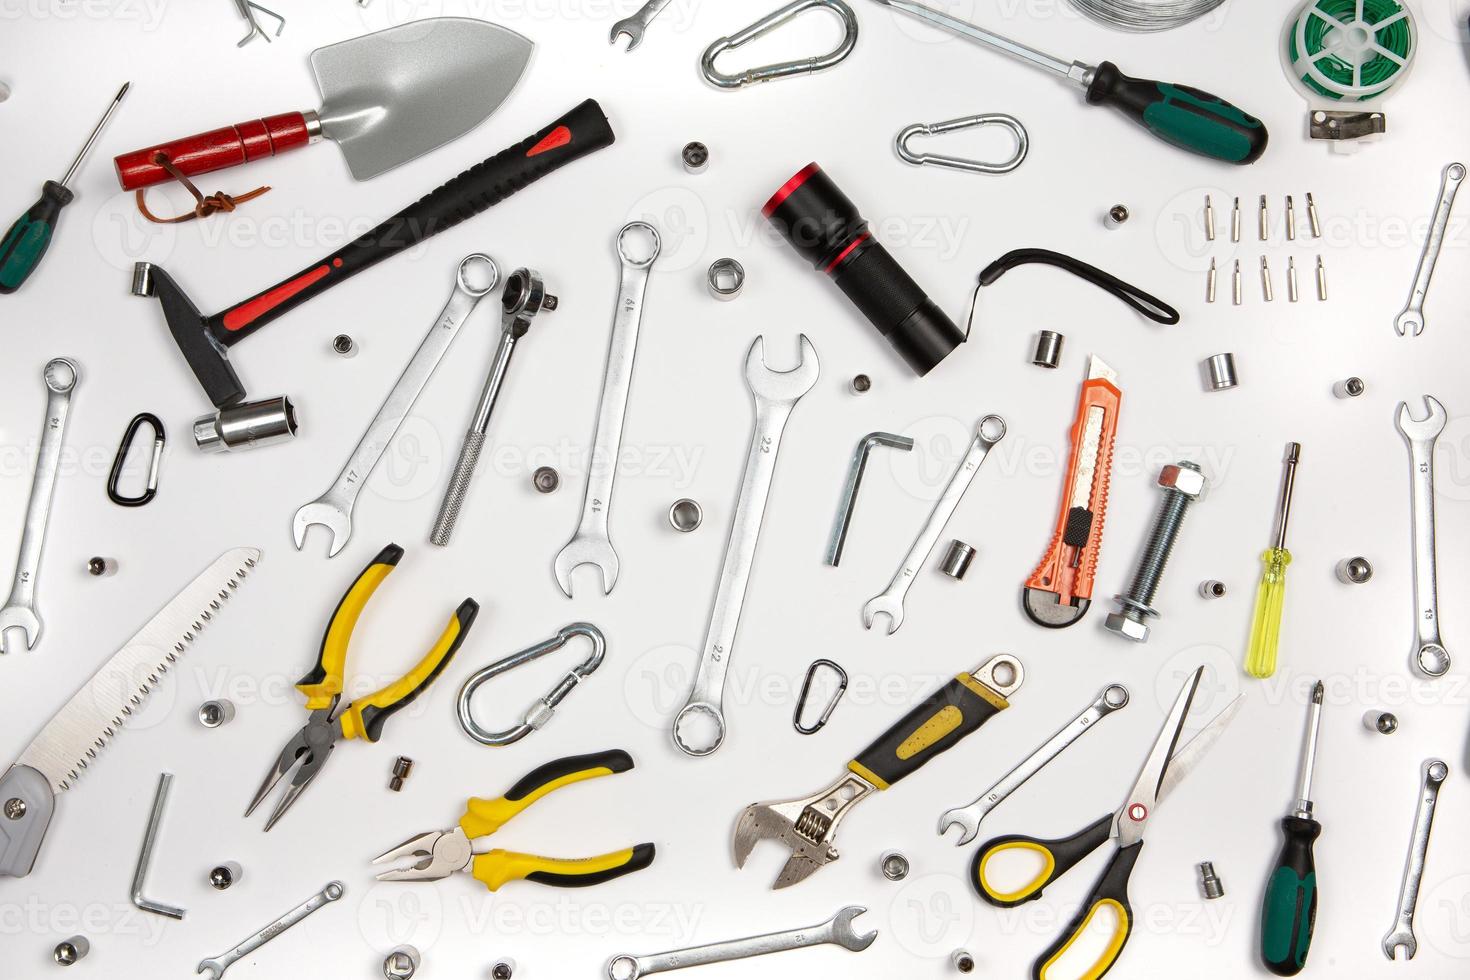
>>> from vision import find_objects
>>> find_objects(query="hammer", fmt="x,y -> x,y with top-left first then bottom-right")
132,99 -> 616,452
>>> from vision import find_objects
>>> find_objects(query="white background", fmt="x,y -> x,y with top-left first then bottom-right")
3,0 -> 1470,977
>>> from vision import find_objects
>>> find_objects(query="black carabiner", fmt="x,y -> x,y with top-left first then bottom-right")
107,412 -> 165,507
793,659 -> 849,735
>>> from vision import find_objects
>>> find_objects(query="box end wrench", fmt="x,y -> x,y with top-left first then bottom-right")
862,415 -> 1006,634
197,880 -> 344,978
292,255 -> 498,557
1396,396 -> 1451,677
0,357 -> 79,654
1382,759 -> 1448,961
1395,163 -> 1465,337
554,222 -> 660,597
606,905 -> 875,979
673,335 -> 819,757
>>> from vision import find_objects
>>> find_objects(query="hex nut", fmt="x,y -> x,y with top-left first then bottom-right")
1103,611 -> 1151,643
532,466 -> 560,494
1158,463 -> 1206,499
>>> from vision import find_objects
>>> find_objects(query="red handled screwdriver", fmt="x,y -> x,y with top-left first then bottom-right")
0,82 -> 130,294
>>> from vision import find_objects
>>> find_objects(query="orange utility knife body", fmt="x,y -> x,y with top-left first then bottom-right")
1024,355 -> 1121,628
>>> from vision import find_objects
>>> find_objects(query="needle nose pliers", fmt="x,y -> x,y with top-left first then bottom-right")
372,749 -> 656,890
245,543 -> 478,831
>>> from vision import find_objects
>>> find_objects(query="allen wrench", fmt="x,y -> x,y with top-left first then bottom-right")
825,431 -> 914,566
700,0 -> 859,89
132,772 -> 186,919
793,659 -> 848,735
457,623 -> 605,746
895,113 -> 1029,174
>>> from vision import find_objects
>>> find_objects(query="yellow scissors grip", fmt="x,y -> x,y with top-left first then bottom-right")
460,750 -> 634,840
972,813 -> 1113,908
470,843 -> 657,891
1031,842 -> 1143,980
977,839 -> 1058,905
298,544 -> 403,709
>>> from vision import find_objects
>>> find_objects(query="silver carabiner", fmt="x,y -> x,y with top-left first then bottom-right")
456,622 -> 606,746
895,114 -> 1030,175
700,0 -> 859,90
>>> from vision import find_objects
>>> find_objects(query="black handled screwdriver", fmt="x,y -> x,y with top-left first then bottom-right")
0,82 -> 130,295
871,0 -> 1267,164
1260,680 -> 1323,976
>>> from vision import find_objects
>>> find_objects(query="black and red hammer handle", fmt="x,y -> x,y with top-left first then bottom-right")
207,99 -> 614,347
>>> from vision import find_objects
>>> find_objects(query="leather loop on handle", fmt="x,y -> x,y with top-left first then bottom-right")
114,112 -> 311,191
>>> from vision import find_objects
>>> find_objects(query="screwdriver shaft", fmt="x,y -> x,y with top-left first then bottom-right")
876,0 -> 1086,81
60,82 -> 130,187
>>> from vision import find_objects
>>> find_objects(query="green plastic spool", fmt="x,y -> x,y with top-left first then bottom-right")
1285,0 -> 1415,102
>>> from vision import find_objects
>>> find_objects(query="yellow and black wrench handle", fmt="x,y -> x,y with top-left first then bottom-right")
1032,840 -> 1143,980
459,750 -> 635,840
973,813 -> 1112,907
848,668 -> 1012,790
471,843 -> 656,891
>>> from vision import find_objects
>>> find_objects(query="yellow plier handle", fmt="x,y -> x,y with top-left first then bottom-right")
460,750 -> 634,839
297,544 -> 405,710
471,844 -> 657,891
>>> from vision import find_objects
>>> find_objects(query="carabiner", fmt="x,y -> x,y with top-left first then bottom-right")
701,0 -> 859,90
793,659 -> 848,735
457,622 -> 606,746
107,412 -> 166,507
895,114 -> 1030,175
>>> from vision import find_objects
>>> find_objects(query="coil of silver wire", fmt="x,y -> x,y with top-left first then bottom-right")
1067,0 -> 1226,31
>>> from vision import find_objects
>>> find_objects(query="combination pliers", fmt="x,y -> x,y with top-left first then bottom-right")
372,749 -> 656,890
245,543 -> 478,831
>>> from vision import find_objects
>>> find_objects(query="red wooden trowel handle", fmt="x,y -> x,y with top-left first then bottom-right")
114,111 -> 316,190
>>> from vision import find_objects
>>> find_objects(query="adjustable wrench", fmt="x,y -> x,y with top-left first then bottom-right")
673,336 -> 819,757
862,415 -> 1007,634
554,222 -> 660,596
1382,759 -> 1447,961
293,255 -> 498,557
1395,396 -> 1451,677
938,684 -> 1129,845
197,880 -> 344,978
606,906 -> 876,979
1395,162 -> 1464,337
0,358 -> 79,654
610,0 -> 674,50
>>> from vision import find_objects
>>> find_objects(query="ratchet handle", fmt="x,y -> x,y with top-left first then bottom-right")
850,672 -> 1009,789
114,112 -> 311,190
205,99 -> 615,344
1086,62 -> 1267,165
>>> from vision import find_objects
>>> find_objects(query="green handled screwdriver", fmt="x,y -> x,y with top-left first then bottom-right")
1260,680 -> 1323,976
1245,443 -> 1301,678
1,82 -> 130,295
871,0 -> 1267,164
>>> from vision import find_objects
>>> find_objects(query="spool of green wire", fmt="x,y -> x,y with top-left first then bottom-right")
1285,0 -> 1416,102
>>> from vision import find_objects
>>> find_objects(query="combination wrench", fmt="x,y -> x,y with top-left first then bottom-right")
1382,759 -> 1448,961
672,335 -> 819,757
938,684 -> 1130,845
197,880 -> 344,978
293,255 -> 498,557
554,222 -> 660,596
610,0 -> 673,50
1395,396 -> 1451,677
1394,162 -> 1464,337
606,905 -> 876,979
0,358 -> 79,654
862,415 -> 1007,634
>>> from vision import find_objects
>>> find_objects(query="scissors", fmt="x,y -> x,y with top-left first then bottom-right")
970,666 -> 1242,980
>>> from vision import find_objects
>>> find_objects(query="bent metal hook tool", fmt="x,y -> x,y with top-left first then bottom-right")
673,336 -> 819,758
862,415 -> 1006,633
825,431 -> 914,567
1395,396 -> 1451,677
555,222 -> 660,596
293,254 -> 499,557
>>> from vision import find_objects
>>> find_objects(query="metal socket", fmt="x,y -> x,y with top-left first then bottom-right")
1363,710 -> 1399,735
707,258 -> 744,299
1198,861 -> 1224,899
389,756 -> 414,792
331,334 -> 357,357
1199,580 -> 1226,599
54,936 -> 90,965
1333,377 -> 1365,399
940,540 -> 976,580
1204,353 -> 1238,391
951,950 -> 976,973
197,699 -> 236,728
880,851 -> 910,881
1335,557 -> 1373,584
209,861 -> 242,890
668,498 -> 703,533
1032,330 -> 1064,368
491,960 -> 516,980
87,556 -> 118,577
1105,204 -> 1129,228
850,374 -> 872,394
384,945 -> 422,979
532,466 -> 561,494
193,396 -> 298,453
681,141 -> 709,174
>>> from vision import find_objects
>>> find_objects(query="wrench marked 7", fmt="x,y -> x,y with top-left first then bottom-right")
1382,759 -> 1447,960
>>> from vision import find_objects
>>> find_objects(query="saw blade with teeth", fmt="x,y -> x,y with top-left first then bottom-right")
14,548 -> 261,792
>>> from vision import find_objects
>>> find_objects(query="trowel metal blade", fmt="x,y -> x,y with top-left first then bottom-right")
310,16 -> 534,181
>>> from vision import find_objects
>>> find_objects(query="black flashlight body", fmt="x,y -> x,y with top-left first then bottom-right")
763,163 -> 965,376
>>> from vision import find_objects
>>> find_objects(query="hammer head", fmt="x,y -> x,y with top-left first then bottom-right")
132,263 -> 244,409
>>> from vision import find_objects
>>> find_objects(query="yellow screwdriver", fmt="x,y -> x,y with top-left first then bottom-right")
1245,443 -> 1301,678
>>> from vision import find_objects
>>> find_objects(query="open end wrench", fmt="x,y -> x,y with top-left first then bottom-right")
938,683 -> 1129,845
0,358 -> 79,654
554,222 -> 660,596
293,255 -> 498,557
1396,396 -> 1451,677
606,905 -> 876,979
197,880 -> 344,979
1382,759 -> 1448,961
862,415 -> 1007,634
672,335 -> 819,757
1395,162 -> 1465,337
610,0 -> 674,50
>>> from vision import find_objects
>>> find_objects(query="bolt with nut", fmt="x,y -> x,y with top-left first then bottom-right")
1104,462 -> 1206,642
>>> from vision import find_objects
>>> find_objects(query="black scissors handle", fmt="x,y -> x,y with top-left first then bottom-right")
1031,841 -> 1144,980
971,813 -> 1112,907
